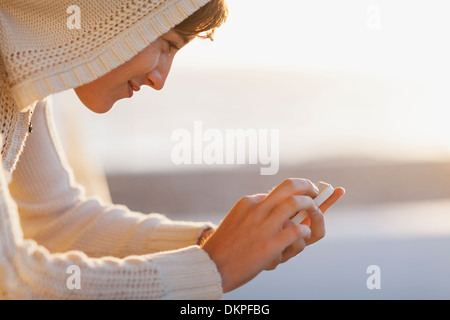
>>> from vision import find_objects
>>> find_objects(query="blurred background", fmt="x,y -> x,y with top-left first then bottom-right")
51,0 -> 450,299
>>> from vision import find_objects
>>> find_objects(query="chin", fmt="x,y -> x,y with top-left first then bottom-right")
87,101 -> 115,114
74,86 -> 117,114
77,98 -> 115,114
76,94 -> 115,114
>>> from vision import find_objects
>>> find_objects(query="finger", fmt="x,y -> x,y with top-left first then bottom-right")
259,179 -> 319,215
301,187 -> 345,227
319,187 -> 345,213
306,205 -> 326,245
266,195 -> 318,225
280,220 -> 309,263
281,238 -> 307,263
230,193 -> 268,220
251,193 -> 270,202
265,235 -> 307,271
272,222 -> 311,254
306,187 -> 345,243
264,257 -> 280,271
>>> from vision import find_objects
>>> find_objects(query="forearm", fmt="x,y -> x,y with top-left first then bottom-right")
19,194 -> 216,258
9,99 -> 215,258
1,142 -> 222,299
2,239 -> 222,299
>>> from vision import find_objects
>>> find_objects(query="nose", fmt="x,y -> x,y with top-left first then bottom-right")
146,54 -> 174,90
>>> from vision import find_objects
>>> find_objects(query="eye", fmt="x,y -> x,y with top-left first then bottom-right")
167,40 -> 180,53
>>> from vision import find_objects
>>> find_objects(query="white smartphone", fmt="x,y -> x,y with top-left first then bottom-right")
290,181 -> 334,224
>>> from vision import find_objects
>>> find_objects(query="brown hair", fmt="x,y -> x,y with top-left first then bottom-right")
175,0 -> 228,41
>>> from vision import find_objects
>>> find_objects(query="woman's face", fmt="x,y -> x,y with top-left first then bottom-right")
74,29 -> 194,113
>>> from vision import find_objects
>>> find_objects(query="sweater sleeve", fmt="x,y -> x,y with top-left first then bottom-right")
9,99 -> 216,258
0,100 -> 223,299
0,187 -> 222,299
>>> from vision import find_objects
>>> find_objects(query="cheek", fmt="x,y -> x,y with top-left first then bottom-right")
131,45 -> 161,71
74,45 -> 161,113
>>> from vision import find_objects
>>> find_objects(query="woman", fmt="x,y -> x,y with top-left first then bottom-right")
0,0 -> 344,299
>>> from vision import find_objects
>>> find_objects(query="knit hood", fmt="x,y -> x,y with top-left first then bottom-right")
0,0 -> 211,173
0,0 -> 211,113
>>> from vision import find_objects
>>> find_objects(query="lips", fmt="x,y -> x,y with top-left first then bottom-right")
127,80 -> 140,98
127,81 -> 133,98
128,80 -> 140,92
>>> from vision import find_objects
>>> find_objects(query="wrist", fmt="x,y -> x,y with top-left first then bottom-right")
197,226 -> 215,245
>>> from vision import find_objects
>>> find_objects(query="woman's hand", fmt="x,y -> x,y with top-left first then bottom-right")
201,178 -> 345,293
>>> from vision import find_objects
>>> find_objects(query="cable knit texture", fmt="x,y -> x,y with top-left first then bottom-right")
1,0 -> 210,112
0,0 -> 223,299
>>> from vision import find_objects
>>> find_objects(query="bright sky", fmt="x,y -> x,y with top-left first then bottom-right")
177,0 -> 450,77
172,0 -> 450,164
53,0 -> 450,172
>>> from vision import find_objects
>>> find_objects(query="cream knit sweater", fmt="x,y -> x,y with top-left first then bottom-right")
0,0 -> 223,299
